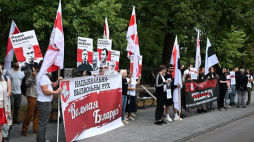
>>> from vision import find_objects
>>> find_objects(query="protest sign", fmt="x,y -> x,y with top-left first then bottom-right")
60,74 -> 123,142
77,37 -> 93,71
230,71 -> 236,85
184,78 -> 219,109
64,68 -> 73,79
91,52 -> 100,74
97,39 -> 112,68
104,50 -> 120,75
10,30 -> 43,71
190,67 -> 198,80
130,55 -> 142,78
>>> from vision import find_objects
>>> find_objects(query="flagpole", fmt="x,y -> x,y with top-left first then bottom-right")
57,70 -> 60,142
178,87 -> 181,123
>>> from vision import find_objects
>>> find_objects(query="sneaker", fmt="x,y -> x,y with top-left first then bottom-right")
154,121 -> 162,125
131,113 -> 136,117
201,109 -> 207,113
209,108 -> 214,112
226,105 -> 231,108
180,113 -> 186,118
128,116 -> 135,120
174,116 -> 182,121
21,131 -> 27,136
165,117 -> 173,122
197,109 -> 201,113
124,117 -> 129,121
122,120 -> 129,124
236,105 -> 240,108
159,120 -> 167,124
219,108 -> 225,111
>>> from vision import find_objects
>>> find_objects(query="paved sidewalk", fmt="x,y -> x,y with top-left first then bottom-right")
10,93 -> 254,142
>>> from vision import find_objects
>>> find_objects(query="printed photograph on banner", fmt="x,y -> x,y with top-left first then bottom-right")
97,39 -> 112,68
64,68 -> 73,79
91,52 -> 100,74
190,67 -> 198,80
130,55 -> 142,78
77,37 -> 93,71
10,30 -> 43,71
60,75 -> 123,142
104,50 -> 120,75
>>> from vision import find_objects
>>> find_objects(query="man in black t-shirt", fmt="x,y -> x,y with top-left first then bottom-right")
197,67 -> 208,113
164,64 -> 174,121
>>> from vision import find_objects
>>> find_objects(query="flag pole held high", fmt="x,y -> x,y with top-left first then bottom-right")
103,16 -> 110,39
37,1 -> 64,80
126,6 -> 140,80
195,30 -> 201,71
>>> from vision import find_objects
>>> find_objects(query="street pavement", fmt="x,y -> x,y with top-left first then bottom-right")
10,92 -> 254,142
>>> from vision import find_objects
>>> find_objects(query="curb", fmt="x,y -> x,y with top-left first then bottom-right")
175,110 -> 254,142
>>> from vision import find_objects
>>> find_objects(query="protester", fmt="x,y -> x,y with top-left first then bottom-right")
0,66 -> 10,142
182,74 -> 191,114
224,70 -> 231,108
206,67 -> 215,111
219,68 -> 229,110
21,61 -> 42,136
246,69 -> 253,105
164,64 -> 174,121
197,67 -> 208,113
36,63 -> 63,142
6,61 -> 25,124
236,69 -> 248,108
154,65 -> 168,125
229,67 -> 238,106
120,69 -> 129,124
125,70 -> 140,121
0,64 -> 11,142
183,64 -> 193,79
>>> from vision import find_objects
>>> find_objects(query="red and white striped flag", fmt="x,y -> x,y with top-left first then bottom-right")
37,1 -> 64,80
126,6 -> 140,80
195,30 -> 201,71
103,16 -> 109,39
170,36 -> 182,112
4,20 -> 20,70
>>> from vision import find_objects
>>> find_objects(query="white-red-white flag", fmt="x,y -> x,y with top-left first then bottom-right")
170,36 -> 182,112
195,30 -> 201,71
103,16 -> 109,39
4,20 -> 20,70
126,6 -> 140,80
37,1 -> 64,80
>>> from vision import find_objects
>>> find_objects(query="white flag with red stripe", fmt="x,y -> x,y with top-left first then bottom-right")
195,30 -> 201,71
4,20 -> 20,70
126,6 -> 140,80
37,1 -> 64,80
103,16 -> 109,39
170,36 -> 182,112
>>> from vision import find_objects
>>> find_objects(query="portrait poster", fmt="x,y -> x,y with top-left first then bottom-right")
91,52 -> 100,75
10,30 -> 43,71
64,68 -> 73,79
104,50 -> 120,75
190,67 -> 198,80
130,55 -> 142,78
97,39 -> 112,68
77,37 -> 93,71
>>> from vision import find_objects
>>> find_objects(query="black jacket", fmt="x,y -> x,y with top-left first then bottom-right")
236,74 -> 248,90
155,73 -> 166,94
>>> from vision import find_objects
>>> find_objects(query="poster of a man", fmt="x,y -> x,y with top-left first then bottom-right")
104,60 -> 118,75
77,37 -> 93,71
10,30 -> 43,71
97,38 -> 112,68
91,52 -> 100,74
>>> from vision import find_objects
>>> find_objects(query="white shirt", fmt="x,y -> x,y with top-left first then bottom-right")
126,78 -> 137,96
37,74 -> 53,102
247,74 -> 253,88
7,68 -> 25,94
183,69 -> 190,78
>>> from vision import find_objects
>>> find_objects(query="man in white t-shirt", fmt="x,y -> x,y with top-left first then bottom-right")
183,64 -> 193,79
246,69 -> 253,105
35,65 -> 62,142
6,61 -> 25,124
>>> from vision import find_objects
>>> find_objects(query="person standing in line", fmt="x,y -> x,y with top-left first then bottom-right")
224,70 -> 231,108
236,69 -> 248,108
229,67 -> 239,106
120,69 -> 130,124
219,68 -> 230,111
206,67 -> 216,111
125,70 -> 140,121
164,64 -> 174,121
6,61 -> 25,124
21,61 -> 42,136
154,65 -> 168,125
0,66 -> 10,142
197,67 -> 208,113
36,64 -> 63,142
246,69 -> 253,105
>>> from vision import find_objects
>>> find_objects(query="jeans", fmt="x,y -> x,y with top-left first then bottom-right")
230,85 -> 236,103
206,102 -> 214,110
10,93 -> 22,121
122,95 -> 127,120
224,91 -> 229,106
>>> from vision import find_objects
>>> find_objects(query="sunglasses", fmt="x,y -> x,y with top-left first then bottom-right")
168,68 -> 174,69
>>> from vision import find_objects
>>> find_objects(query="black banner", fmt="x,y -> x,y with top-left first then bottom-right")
184,78 -> 219,109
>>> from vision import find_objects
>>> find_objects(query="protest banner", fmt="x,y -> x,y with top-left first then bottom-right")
184,78 -> 219,109
130,55 -> 142,78
60,74 -> 123,142
77,37 -> 93,71
104,50 -> 120,75
10,30 -> 43,71
97,39 -> 112,68
91,52 -> 100,74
